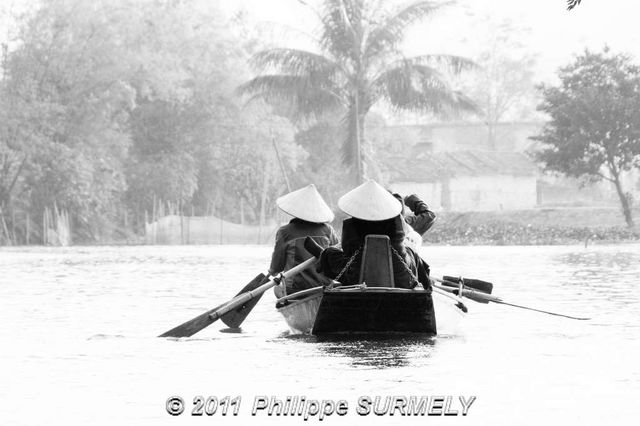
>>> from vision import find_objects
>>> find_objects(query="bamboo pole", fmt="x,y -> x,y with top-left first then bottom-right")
0,206 -> 11,245
43,207 -> 46,245
180,200 -> 184,244
11,208 -> 16,243
186,214 -> 190,245
240,197 -> 245,243
219,209 -> 223,245
26,212 -> 30,245
258,159 -> 271,244
272,137 -> 291,192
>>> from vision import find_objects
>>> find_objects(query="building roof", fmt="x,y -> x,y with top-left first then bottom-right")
381,121 -> 544,130
387,150 -> 537,183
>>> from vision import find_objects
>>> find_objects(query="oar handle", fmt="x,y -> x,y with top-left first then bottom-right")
431,273 -> 494,294
209,256 -> 319,321
434,276 -> 500,300
304,236 -> 324,258
433,282 -> 501,303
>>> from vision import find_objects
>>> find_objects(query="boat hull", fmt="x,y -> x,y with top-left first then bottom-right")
278,293 -> 323,334
277,287 -> 460,335
312,289 -> 435,334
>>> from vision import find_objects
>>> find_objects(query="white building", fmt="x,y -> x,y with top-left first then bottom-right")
386,151 -> 537,212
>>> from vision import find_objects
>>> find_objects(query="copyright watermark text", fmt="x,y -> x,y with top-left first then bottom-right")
166,395 -> 476,419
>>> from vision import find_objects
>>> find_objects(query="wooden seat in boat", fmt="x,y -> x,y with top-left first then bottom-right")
359,234 -> 394,287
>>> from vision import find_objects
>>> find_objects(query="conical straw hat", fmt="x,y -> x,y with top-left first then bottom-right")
276,184 -> 334,223
338,180 -> 402,221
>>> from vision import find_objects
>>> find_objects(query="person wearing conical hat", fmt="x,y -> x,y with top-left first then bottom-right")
269,184 -> 338,296
318,180 -> 430,289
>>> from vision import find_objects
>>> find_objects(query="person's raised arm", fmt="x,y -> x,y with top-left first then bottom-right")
404,194 -> 436,236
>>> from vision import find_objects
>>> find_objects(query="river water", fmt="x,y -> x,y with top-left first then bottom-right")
1,244 -> 639,425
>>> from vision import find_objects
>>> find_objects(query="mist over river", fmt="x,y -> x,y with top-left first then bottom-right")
1,244 -> 639,425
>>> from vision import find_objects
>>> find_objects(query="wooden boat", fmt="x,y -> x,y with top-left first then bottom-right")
275,235 -> 466,335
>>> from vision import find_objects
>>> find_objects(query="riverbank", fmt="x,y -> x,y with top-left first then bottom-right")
3,207 -> 638,247
426,207 -> 640,245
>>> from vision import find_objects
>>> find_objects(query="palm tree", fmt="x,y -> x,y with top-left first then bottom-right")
239,0 -> 477,183
567,0 -> 582,10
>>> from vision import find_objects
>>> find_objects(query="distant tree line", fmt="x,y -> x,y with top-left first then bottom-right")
0,0 -> 483,244
1,0 -> 636,245
0,0 -> 306,244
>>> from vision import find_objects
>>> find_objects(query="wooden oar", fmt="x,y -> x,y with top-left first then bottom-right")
432,279 -> 590,321
221,274 -> 269,328
431,276 -> 491,304
429,270 -> 494,296
159,256 -> 319,338
440,275 -> 493,294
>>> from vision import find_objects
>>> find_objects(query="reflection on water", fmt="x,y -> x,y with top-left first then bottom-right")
557,250 -> 640,269
284,334 -> 436,368
557,251 -> 639,283
1,244 -> 640,426
550,249 -> 640,317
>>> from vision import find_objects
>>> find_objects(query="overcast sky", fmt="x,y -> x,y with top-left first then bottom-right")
2,0 -> 639,83
224,0 -> 640,83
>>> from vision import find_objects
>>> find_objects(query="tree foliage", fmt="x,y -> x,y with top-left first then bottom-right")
1,0 -> 135,240
533,48 -> 640,228
0,0 -> 301,243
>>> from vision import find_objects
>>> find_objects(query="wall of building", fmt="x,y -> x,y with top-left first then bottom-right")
450,175 -> 537,211
370,122 -> 544,154
378,121 -> 640,210
391,175 -> 537,212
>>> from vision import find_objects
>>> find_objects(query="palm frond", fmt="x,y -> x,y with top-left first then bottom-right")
251,48 -> 343,78
401,54 -> 478,75
567,0 -> 581,11
238,74 -> 344,120
373,62 -> 478,115
364,1 -> 450,59
319,0 -> 364,67
369,52 -> 477,82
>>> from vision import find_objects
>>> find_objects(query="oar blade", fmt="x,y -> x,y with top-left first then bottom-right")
159,301 -> 228,338
221,273 -> 268,328
159,256 -> 319,338
159,273 -> 267,337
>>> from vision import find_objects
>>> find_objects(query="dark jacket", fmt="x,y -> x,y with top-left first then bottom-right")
269,219 -> 339,292
403,194 -> 436,236
320,216 -> 430,289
